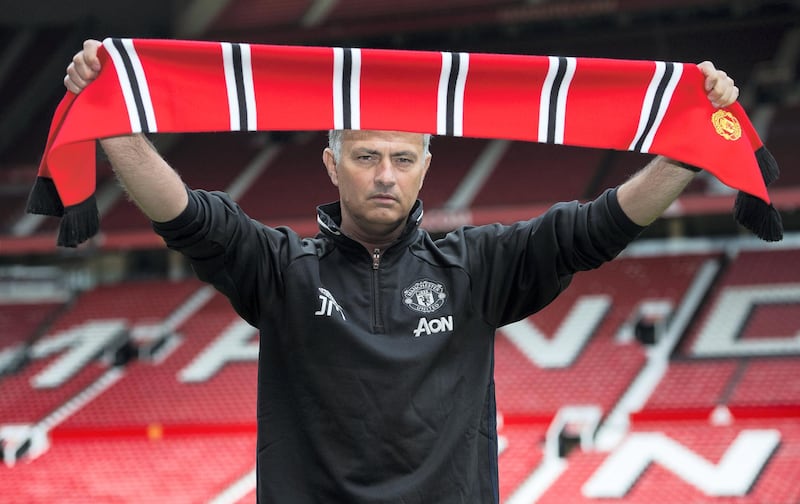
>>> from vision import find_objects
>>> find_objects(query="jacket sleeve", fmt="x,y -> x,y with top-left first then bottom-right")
152,187 -> 291,326
466,187 -> 644,327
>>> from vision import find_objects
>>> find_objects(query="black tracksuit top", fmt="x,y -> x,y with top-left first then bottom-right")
153,186 -> 643,503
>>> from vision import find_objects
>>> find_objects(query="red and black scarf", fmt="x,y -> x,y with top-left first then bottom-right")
28,38 -> 782,247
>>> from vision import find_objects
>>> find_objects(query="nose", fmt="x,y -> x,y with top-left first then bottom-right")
374,157 -> 397,187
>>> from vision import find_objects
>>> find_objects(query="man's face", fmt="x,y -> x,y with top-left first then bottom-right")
323,130 -> 431,241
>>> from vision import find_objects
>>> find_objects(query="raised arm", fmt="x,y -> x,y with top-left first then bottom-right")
65,39 -> 188,223
616,61 -> 739,226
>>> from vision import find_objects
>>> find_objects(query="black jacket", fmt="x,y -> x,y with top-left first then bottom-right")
153,187 -> 643,503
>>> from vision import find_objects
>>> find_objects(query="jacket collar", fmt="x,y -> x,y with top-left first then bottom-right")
316,200 -> 424,248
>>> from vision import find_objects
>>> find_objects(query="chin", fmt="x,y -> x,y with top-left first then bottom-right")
365,210 -> 404,227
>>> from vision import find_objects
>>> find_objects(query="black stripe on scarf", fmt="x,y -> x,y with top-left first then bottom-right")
231,43 -> 248,131
445,52 -> 461,137
112,38 -> 149,133
546,57 -> 569,144
633,62 -> 675,152
342,48 -> 353,129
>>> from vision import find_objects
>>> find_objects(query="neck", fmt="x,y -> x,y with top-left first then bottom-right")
341,222 -> 404,253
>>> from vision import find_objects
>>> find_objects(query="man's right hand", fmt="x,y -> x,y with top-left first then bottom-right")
64,39 -> 103,94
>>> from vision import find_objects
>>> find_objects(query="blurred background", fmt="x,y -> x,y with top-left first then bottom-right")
1,1 -> 799,502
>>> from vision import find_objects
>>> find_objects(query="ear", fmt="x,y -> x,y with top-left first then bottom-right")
322,148 -> 339,187
418,153 -> 432,190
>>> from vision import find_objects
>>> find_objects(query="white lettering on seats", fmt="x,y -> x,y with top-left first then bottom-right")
693,284 -> 800,357
179,319 -> 258,382
501,295 -> 610,368
583,429 -> 780,498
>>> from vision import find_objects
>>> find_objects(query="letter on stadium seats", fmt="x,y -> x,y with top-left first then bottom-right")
500,295 -> 610,368
582,429 -> 780,497
693,285 -> 800,357
179,319 -> 258,382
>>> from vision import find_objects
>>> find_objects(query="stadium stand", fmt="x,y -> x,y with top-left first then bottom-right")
0,301 -> 63,350
471,143 -> 603,206
766,103 -> 800,188
418,136 -> 488,209
1,1 -> 799,502
237,131 -> 340,220
1,434 -> 257,503
100,133 -> 266,231
0,279 -> 203,424
527,418 -> 800,504
57,291 -> 257,431
496,252 -> 716,414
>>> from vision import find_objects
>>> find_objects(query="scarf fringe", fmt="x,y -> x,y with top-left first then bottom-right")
733,145 -> 783,242
755,145 -> 780,186
734,194 -> 783,242
57,196 -> 99,248
26,177 -> 65,217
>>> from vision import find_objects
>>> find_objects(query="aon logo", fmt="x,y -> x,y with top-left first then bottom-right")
413,316 -> 453,338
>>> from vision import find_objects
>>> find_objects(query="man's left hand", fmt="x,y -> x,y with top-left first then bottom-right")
697,61 -> 739,108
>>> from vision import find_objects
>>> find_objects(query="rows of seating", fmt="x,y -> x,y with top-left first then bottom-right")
58,291 -> 257,430
236,132 -> 339,219
471,143 -> 604,207
765,104 -> 800,188
208,0 -> 537,43
497,422 -> 548,502
0,301 -> 62,349
0,279 -> 203,426
0,434 -> 257,503
528,418 -> 800,503
418,136 -> 488,208
640,247 -> 800,420
495,253 -> 712,416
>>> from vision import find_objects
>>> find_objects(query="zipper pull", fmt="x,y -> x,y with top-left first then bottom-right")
373,248 -> 381,270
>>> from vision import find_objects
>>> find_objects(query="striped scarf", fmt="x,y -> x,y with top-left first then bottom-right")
28,38 -> 782,247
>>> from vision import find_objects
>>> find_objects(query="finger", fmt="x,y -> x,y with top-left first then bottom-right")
717,82 -> 734,105
719,84 -> 740,107
697,61 -> 717,92
710,70 -> 729,101
64,73 -> 83,94
71,50 -> 98,82
710,72 -> 736,107
82,39 -> 102,72
64,64 -> 91,89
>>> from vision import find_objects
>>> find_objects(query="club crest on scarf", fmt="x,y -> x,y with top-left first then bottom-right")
712,109 -> 742,141
403,279 -> 447,314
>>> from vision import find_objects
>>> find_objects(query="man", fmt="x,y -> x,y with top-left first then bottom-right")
66,39 -> 738,503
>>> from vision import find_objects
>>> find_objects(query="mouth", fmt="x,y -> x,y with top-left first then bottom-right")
370,193 -> 398,204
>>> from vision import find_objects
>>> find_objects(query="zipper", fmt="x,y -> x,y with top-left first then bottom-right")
371,248 -> 384,332
372,248 -> 381,270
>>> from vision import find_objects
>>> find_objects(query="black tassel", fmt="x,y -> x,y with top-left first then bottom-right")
56,196 -> 100,248
734,192 -> 783,242
733,145 -> 783,242
26,177 -> 65,217
755,146 -> 780,186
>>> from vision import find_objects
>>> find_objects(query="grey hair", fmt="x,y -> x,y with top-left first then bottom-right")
327,130 -> 432,163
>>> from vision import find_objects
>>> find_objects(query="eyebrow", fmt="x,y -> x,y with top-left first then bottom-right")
352,148 -> 418,158
391,150 -> 418,158
353,148 -> 380,156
